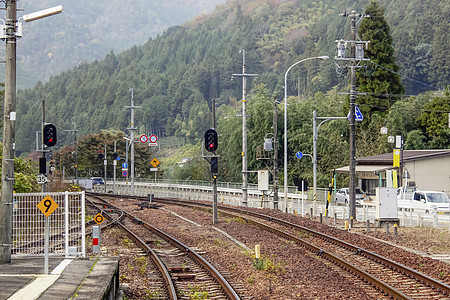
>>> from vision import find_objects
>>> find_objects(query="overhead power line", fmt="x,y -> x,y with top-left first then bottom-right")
367,60 -> 441,91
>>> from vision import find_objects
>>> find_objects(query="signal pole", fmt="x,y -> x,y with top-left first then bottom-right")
232,49 -> 257,207
212,99 -> 218,224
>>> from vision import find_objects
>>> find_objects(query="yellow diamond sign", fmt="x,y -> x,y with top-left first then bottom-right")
94,213 -> 105,225
37,195 -> 59,217
150,158 -> 160,168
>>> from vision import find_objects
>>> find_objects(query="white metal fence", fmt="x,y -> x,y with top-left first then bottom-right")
95,180 -> 450,229
12,191 -> 85,257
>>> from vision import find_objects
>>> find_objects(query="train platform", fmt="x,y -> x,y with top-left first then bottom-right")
0,256 -> 119,300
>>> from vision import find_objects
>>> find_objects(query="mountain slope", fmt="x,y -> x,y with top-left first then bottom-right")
13,0 -> 226,87
15,0 -> 449,155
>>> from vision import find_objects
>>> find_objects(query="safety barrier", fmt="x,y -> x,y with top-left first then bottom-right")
94,180 -> 450,228
12,191 -> 86,257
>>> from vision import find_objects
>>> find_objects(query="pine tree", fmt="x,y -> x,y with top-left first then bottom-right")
356,0 -> 405,120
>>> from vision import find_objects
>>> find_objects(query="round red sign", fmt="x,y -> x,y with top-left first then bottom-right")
140,135 -> 148,143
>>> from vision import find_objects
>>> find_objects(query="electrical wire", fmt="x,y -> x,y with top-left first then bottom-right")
366,60 -> 441,90
357,102 -> 450,113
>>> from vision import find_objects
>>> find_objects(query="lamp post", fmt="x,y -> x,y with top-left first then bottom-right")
283,56 -> 329,212
0,2 -> 63,264
312,111 -> 347,201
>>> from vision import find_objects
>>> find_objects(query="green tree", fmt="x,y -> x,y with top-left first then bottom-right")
357,0 -> 405,122
416,91 -> 450,148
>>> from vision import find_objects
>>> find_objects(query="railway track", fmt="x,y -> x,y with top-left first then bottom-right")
87,194 -> 242,300
91,193 -> 450,300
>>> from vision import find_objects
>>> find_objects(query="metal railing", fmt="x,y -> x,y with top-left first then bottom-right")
12,191 -> 86,257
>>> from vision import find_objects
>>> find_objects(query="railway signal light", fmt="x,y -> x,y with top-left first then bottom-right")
294,178 -> 308,191
211,157 -> 218,174
43,124 -> 57,147
205,129 -> 218,152
39,157 -> 46,174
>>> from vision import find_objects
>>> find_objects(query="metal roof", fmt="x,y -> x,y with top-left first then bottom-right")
356,149 -> 450,165
335,165 -> 395,174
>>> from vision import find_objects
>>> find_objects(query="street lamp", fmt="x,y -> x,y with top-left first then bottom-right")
0,1 -> 63,264
312,111 -> 347,202
283,56 -> 329,212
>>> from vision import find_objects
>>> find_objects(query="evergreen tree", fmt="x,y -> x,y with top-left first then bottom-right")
356,0 -> 405,122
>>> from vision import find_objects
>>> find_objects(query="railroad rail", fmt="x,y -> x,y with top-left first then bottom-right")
87,194 -> 241,300
91,193 -> 450,299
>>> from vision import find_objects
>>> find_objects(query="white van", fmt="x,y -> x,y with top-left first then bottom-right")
398,190 -> 450,214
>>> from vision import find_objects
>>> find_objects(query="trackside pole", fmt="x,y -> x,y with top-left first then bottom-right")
93,225 -> 100,254
302,181 -> 305,217
44,217 -> 49,274
64,192 -> 69,257
213,176 -> 218,224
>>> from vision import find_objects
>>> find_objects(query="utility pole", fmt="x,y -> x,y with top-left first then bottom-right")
125,88 -> 141,196
232,49 -> 257,207
272,98 -> 279,210
335,11 -> 369,221
0,0 -> 17,264
0,4 -> 62,264
348,11 -> 357,222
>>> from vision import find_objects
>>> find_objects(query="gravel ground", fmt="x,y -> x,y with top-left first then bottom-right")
89,199 -> 450,299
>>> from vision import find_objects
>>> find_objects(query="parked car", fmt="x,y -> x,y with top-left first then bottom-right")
397,186 -> 418,201
90,177 -> 105,185
398,190 -> 450,214
334,188 -> 367,205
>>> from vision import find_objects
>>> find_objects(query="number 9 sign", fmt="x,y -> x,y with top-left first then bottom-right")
37,195 -> 59,217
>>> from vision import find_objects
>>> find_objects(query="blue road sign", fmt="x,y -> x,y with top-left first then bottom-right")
122,170 -> 128,177
347,105 -> 364,121
122,162 -> 128,168
116,156 -> 121,161
355,105 -> 363,121
296,152 -> 303,159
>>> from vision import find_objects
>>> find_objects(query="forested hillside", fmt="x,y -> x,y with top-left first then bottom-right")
15,0 -> 449,185
13,0 -> 226,87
